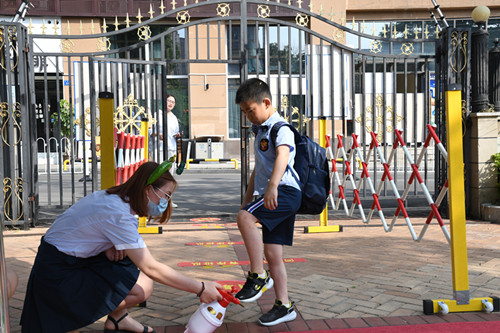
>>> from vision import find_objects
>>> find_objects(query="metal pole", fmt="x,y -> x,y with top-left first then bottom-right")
445,84 -> 470,303
240,0 -> 249,201
423,83 -> 498,315
429,0 -> 449,29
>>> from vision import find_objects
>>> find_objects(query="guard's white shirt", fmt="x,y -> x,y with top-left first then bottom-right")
43,190 -> 146,258
158,111 -> 180,159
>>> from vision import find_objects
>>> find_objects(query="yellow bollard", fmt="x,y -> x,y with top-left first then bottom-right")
138,117 -> 163,234
304,117 -> 342,234
319,117 -> 328,227
423,84 -> 499,314
141,117 -> 149,162
137,216 -> 162,234
99,92 -> 115,190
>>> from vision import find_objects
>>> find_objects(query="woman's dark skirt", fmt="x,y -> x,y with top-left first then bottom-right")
20,238 -> 140,333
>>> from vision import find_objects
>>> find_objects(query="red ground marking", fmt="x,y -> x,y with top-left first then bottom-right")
216,280 -> 245,292
177,258 -> 306,267
189,217 -> 221,222
185,241 -> 245,246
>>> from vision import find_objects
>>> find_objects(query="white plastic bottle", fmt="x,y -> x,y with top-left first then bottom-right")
184,287 -> 240,333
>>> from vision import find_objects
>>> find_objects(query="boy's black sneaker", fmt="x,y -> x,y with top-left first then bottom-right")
235,271 -> 274,303
258,299 -> 297,326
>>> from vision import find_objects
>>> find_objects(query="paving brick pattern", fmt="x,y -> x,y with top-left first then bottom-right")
3,218 -> 500,332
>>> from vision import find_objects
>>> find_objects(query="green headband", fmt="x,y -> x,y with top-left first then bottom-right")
146,160 -> 173,185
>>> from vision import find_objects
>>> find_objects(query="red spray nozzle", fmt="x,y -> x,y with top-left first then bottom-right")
218,286 -> 241,307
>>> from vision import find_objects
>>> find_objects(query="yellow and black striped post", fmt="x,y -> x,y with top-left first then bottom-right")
304,117 -> 342,234
423,84 -> 498,314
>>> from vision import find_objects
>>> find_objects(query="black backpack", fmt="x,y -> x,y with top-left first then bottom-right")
270,122 -> 330,215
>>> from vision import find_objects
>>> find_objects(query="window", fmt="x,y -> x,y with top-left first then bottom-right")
227,23 -> 305,76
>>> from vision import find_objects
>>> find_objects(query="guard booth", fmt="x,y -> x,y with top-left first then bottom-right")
194,135 -> 225,160
187,135 -> 237,169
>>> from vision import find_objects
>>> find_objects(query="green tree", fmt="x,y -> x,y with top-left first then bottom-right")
493,152 -> 500,202
51,99 -> 73,137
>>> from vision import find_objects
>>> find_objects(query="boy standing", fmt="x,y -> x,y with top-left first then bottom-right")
234,78 -> 301,326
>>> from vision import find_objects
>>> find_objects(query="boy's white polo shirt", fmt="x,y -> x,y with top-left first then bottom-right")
253,112 -> 301,195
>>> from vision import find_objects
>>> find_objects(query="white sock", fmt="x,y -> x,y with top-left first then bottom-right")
257,271 -> 267,279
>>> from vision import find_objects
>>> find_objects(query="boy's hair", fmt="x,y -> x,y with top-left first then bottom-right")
106,161 -> 177,223
235,78 -> 272,104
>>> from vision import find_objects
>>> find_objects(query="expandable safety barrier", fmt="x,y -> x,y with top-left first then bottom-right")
327,124 -> 450,244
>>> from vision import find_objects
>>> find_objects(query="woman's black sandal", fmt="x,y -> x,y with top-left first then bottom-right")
103,313 -> 156,333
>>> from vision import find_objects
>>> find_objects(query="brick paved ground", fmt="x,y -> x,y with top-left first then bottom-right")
4,217 -> 500,332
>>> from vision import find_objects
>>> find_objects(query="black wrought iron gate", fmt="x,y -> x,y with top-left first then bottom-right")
0,0 -> 440,228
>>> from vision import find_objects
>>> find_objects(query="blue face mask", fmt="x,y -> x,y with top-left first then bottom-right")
147,188 -> 170,216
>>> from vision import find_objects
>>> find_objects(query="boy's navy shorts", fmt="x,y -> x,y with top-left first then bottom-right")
243,185 -> 301,246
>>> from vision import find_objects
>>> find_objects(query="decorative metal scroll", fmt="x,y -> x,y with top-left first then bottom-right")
450,30 -> 468,73
0,102 -> 22,146
355,94 -> 404,143
216,3 -> 230,17
3,177 -> 24,223
0,26 -> 19,71
114,94 -> 148,133
280,96 -> 310,132
75,106 -> 100,137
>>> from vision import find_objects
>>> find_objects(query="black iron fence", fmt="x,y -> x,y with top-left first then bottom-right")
1,0 -> 442,227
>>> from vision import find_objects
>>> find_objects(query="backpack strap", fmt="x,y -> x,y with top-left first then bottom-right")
269,121 -> 302,186
270,122 -> 301,147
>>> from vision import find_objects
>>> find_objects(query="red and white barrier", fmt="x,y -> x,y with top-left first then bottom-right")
368,131 -> 413,237
114,133 -> 148,185
350,133 -> 389,231
325,135 -> 349,215
137,135 -> 144,168
130,135 -> 137,174
391,126 -> 450,243
329,125 -> 450,244
335,134 -> 367,222
123,133 -> 131,182
116,131 -> 125,185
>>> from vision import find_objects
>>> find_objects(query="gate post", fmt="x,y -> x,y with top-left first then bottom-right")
0,22 -> 33,229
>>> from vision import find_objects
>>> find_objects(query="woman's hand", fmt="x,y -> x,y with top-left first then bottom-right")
105,247 -> 126,262
199,281 -> 224,303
